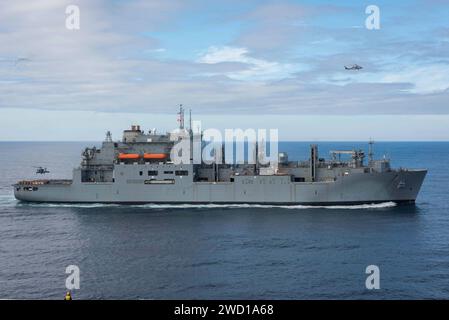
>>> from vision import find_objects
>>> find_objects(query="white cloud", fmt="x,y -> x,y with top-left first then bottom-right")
198,46 -> 249,64
0,0 -> 448,119
381,65 -> 449,94
320,64 -> 449,94
2,107 -> 449,141
197,46 -> 303,81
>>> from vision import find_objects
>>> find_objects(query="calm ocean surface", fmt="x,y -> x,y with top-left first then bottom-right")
0,141 -> 448,299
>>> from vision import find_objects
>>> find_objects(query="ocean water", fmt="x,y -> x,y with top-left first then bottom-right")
0,141 -> 448,299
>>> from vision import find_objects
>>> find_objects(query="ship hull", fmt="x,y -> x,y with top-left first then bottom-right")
14,169 -> 427,205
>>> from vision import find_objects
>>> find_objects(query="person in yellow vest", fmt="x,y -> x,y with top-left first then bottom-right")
64,291 -> 72,300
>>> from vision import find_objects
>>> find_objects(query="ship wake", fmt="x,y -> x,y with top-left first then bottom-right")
5,197 -> 398,210
131,202 -> 398,210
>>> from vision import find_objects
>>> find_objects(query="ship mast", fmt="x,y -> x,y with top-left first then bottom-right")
189,109 -> 192,134
177,104 -> 185,130
105,131 -> 112,142
368,139 -> 374,165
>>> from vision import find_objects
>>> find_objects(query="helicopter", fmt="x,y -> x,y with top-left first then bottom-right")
34,166 -> 50,174
344,64 -> 363,70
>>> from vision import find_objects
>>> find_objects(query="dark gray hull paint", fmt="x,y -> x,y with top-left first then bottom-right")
14,168 -> 427,205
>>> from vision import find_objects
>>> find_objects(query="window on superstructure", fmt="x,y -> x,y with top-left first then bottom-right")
148,170 -> 158,176
139,171 -> 143,176
164,171 -> 174,174
175,170 -> 188,176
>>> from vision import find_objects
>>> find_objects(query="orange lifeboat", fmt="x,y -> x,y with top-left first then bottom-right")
118,153 -> 140,160
143,153 -> 168,160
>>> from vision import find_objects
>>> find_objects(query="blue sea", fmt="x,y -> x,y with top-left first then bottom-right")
0,141 -> 448,299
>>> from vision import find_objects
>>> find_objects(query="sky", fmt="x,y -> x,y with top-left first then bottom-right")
0,0 -> 449,140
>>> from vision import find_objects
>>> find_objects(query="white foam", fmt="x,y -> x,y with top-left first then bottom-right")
133,202 -> 397,210
0,194 -> 18,206
286,201 -> 397,210
14,201 -> 397,210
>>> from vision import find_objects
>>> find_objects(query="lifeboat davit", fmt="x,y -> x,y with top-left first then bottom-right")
118,153 -> 140,160
143,153 -> 168,160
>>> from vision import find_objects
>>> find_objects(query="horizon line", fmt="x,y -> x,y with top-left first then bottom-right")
1,140 -> 449,143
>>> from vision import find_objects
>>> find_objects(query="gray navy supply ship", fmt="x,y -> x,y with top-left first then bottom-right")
14,108 -> 427,205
